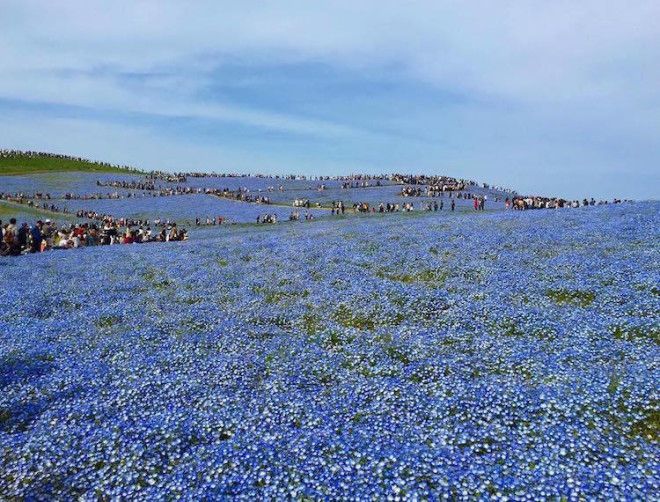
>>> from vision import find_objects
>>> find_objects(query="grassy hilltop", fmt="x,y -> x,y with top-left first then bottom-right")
0,151 -> 144,175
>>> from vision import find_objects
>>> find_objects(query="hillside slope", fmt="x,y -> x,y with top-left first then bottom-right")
0,151 -> 143,175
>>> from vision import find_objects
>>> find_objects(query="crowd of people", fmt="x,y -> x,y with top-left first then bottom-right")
1,190 -> 204,202
194,217 -> 227,226
331,201 -> 346,215
2,197 -> 122,224
62,192 -> 135,200
97,180 -> 157,190
1,191 -> 54,201
1,195 -> 99,219
136,171 -> 394,182
331,193 -> 623,214
341,180 -> 384,189
145,172 -> 188,183
399,187 -> 489,199
253,211 -> 320,224
206,187 -> 272,204
1,217 -> 187,256
97,181 -> 281,204
288,211 -> 316,221
327,199 -> 461,214
349,201 -> 417,213
506,196 -> 627,210
392,174 -> 469,191
256,214 -> 278,224
473,197 -> 486,211
293,198 -> 312,208
97,180 -> 210,198
3,155 -> 632,252
336,194 -> 626,214
171,172 -> 398,184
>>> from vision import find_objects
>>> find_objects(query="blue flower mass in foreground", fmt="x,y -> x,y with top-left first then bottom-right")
0,202 -> 658,498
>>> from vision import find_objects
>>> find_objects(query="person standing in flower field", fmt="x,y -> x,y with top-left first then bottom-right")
1,218 -> 22,256
4,218 -> 17,243
30,221 -> 42,253
17,223 -> 29,250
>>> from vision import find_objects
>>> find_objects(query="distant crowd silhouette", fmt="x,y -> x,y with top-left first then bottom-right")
506,196 -> 627,210
334,199 -> 458,214
396,175 -> 467,192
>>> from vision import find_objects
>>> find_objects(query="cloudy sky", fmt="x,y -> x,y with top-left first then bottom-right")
1,1 -> 658,199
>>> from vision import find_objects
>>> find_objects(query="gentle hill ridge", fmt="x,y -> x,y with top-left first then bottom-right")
0,150 -> 144,175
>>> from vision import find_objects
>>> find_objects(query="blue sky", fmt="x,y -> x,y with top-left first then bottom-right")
1,1 -> 658,199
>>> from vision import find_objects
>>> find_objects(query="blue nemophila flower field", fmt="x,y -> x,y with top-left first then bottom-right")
0,172 -> 144,197
0,202 -> 658,499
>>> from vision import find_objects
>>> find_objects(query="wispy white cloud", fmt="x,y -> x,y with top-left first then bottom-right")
0,0 -> 658,198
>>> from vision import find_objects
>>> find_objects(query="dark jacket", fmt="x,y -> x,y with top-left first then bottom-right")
17,226 -> 29,247
30,225 -> 42,243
